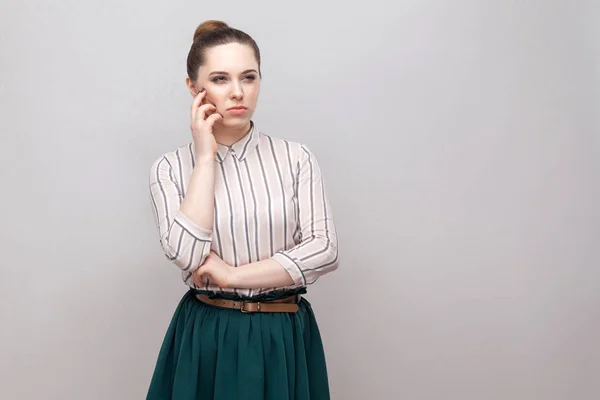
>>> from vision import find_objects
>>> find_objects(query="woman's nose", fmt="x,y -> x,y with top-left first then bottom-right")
230,82 -> 243,99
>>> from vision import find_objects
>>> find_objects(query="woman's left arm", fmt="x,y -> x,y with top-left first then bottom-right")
195,144 -> 339,290
237,144 -> 340,289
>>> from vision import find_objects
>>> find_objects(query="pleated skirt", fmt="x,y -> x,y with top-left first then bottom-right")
146,288 -> 330,400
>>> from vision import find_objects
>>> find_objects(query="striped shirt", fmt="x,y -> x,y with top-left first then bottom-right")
149,122 -> 339,297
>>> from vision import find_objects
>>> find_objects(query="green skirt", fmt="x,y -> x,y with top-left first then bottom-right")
146,287 -> 330,400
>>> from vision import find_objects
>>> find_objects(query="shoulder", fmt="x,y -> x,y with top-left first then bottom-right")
256,130 -> 318,163
149,142 -> 194,176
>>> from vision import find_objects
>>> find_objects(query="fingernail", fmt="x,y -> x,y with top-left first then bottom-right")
200,88 -> 205,92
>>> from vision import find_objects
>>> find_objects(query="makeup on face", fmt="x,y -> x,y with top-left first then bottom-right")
196,43 -> 260,123
226,106 -> 248,115
199,77 -> 256,119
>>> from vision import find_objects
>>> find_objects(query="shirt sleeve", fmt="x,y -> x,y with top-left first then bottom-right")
271,144 -> 340,287
149,156 -> 213,273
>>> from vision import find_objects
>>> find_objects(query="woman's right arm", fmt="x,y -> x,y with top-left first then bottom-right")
149,89 -> 222,273
149,156 -> 214,272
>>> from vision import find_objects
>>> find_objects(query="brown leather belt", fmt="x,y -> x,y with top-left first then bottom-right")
195,293 -> 300,313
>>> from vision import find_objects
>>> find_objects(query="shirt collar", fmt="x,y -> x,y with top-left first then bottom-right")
215,121 -> 259,163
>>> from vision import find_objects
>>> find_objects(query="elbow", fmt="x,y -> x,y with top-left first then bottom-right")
304,239 -> 339,285
160,235 -> 212,272
322,242 -> 340,274
320,233 -> 339,271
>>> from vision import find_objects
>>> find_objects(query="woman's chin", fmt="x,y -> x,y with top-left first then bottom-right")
220,115 -> 251,129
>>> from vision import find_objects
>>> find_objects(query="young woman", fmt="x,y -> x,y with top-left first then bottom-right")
147,19 -> 340,399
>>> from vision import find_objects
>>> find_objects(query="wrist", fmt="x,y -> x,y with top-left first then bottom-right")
227,266 -> 240,288
195,153 -> 215,164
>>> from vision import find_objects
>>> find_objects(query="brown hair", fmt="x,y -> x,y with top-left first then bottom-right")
186,20 -> 261,81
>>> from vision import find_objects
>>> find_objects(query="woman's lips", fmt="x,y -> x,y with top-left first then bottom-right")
227,106 -> 247,115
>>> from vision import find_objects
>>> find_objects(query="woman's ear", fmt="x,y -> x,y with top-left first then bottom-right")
185,77 -> 198,97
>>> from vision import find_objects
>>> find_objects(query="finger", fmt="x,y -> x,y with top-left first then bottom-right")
205,112 -> 223,127
190,89 -> 206,121
194,269 -> 206,285
195,104 -> 216,121
192,272 -> 200,286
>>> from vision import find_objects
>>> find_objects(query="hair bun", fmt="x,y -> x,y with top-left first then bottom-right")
193,20 -> 229,42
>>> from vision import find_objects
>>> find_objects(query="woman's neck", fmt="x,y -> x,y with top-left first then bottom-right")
213,121 -> 252,147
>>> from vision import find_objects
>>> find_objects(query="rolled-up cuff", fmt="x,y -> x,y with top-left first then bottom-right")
173,210 -> 213,241
271,252 -> 306,287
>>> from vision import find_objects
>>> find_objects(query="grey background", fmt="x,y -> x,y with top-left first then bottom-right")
1,0 -> 599,399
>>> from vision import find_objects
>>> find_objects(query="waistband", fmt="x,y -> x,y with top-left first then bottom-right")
191,286 -> 307,302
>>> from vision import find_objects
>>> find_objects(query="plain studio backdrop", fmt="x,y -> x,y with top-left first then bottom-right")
1,1 -> 599,399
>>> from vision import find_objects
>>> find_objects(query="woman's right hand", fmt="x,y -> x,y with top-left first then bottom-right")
190,89 -> 222,160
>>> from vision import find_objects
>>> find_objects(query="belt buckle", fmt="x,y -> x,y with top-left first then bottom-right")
240,301 -> 260,313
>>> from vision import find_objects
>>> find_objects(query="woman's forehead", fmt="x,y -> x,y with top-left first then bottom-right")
202,43 -> 258,74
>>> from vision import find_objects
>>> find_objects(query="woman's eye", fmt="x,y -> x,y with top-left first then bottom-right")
211,75 -> 256,83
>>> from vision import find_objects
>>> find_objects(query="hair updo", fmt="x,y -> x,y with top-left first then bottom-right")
186,20 -> 261,81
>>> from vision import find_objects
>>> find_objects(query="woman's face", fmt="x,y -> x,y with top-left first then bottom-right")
191,43 -> 261,131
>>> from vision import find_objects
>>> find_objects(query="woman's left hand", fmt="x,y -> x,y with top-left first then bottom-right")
193,251 -> 236,288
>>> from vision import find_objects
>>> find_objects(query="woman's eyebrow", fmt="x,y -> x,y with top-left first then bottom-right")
208,69 -> 258,76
